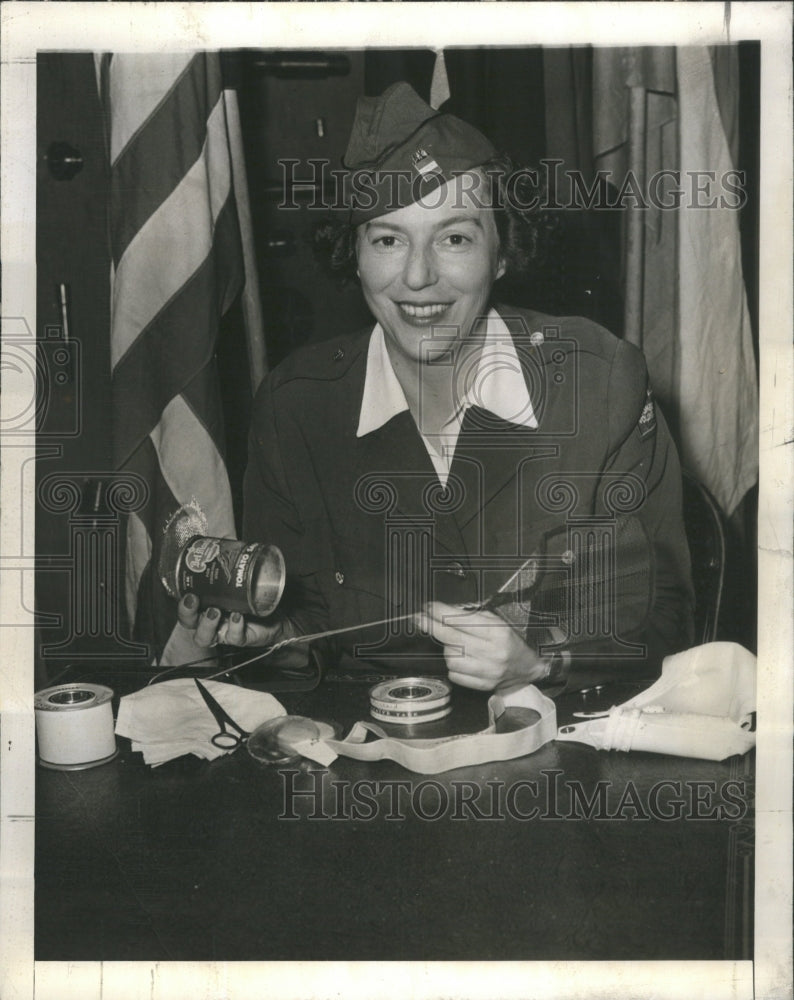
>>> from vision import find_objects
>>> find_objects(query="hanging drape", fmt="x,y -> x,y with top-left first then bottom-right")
544,45 -> 758,518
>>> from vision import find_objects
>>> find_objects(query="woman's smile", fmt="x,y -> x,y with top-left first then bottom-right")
355,171 -> 505,365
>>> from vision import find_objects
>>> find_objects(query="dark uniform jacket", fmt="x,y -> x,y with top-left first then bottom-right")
243,305 -> 694,675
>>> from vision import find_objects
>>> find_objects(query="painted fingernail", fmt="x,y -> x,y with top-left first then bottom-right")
230,612 -> 242,623
207,607 -> 220,620
184,593 -> 198,610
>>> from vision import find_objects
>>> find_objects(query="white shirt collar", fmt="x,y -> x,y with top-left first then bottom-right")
356,322 -> 411,438
356,309 -> 538,438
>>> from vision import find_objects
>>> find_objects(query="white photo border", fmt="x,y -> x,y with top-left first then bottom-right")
1,3 -> 791,999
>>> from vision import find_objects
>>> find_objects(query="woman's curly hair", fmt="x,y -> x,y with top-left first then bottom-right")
313,154 -> 561,288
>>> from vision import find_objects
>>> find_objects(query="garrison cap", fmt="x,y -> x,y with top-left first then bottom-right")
343,82 -> 497,225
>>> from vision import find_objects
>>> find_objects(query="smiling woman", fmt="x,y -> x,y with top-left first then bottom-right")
172,81 -> 695,690
356,172 -> 505,373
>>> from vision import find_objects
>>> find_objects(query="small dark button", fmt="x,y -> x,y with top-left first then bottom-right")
333,349 -> 345,361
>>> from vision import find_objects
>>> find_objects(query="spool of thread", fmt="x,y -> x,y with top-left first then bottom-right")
34,683 -> 118,770
369,677 -> 452,725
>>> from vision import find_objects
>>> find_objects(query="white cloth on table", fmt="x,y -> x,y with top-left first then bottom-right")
116,678 -> 285,766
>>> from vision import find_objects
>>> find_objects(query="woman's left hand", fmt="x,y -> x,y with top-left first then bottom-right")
416,601 -> 546,691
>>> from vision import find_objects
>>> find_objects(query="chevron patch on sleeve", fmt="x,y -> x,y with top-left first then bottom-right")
637,387 -> 657,440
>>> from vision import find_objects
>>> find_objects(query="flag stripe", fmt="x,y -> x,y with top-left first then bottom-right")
125,509 -> 153,632
123,436 -> 179,634
109,52 -> 195,165
111,93 -> 233,370
105,51 -> 245,653
110,54 -> 222,264
111,195 -> 241,467
180,364 -> 229,458
430,49 -> 450,110
150,393 -> 235,538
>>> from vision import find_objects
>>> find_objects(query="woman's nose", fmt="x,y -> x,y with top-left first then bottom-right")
402,245 -> 437,290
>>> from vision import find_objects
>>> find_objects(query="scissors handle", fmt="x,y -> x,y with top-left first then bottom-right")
194,679 -> 249,750
211,730 -> 244,750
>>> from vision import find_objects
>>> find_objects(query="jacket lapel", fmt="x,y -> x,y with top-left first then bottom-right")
336,305 -> 558,559
450,410 -> 549,545
352,413 -> 466,558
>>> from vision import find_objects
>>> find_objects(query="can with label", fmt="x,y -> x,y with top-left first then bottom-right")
175,536 -> 286,617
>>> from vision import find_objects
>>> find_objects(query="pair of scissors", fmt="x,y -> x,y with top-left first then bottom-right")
194,678 -> 249,749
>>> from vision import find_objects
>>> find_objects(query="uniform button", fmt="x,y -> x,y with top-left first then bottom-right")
446,561 -> 466,578
530,330 -> 544,347
561,549 -> 575,565
333,348 -> 345,361
335,570 -> 345,584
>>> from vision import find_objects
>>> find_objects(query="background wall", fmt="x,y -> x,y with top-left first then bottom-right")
36,54 -> 114,685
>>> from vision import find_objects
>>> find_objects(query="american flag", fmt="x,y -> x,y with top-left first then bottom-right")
97,52 -> 245,656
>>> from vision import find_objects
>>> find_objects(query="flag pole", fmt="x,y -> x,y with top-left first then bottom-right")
623,85 -> 646,349
223,89 -> 268,395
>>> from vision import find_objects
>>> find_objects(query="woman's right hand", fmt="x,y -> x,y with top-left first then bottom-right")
176,593 -> 291,649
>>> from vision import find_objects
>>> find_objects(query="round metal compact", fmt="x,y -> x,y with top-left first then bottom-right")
247,715 -> 339,766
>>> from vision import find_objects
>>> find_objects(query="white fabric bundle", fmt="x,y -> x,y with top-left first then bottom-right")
556,642 -> 756,760
116,679 -> 285,766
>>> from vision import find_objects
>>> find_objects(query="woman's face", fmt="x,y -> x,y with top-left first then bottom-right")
355,171 -> 505,366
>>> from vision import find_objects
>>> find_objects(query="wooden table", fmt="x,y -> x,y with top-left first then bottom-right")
35,666 -> 754,962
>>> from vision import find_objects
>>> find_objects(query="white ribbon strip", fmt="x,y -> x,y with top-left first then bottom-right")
290,737 -> 339,767
312,684 -> 556,775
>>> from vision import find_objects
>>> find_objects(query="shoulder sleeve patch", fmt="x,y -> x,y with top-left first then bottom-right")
637,387 -> 657,440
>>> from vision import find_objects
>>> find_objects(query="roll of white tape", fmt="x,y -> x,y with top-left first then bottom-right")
34,684 -> 118,770
369,677 -> 452,726
370,703 -> 452,724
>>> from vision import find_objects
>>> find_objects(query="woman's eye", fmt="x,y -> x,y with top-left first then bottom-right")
442,233 -> 470,247
373,235 -> 398,248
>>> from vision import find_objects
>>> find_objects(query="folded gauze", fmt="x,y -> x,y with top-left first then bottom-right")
556,642 -> 757,761
116,679 -> 286,766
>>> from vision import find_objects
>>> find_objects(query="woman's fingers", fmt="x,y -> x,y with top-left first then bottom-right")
446,669 -> 494,691
177,593 -> 225,646
418,604 -> 502,658
194,606 -> 223,647
421,601 -> 502,636
176,593 -> 201,629
225,611 -> 246,645
417,600 -> 538,691
176,592 -> 290,650
244,620 -> 290,647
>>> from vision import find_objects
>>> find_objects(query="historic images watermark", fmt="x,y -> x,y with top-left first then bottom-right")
280,768 -> 750,823
1,315 -> 150,659
277,156 -> 748,213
